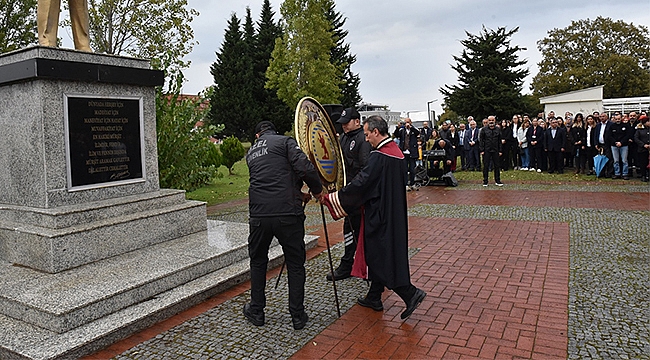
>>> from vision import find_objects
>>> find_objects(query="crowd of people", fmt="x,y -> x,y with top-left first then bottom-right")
393,110 -> 650,188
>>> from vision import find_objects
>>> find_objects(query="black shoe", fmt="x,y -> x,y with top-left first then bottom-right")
292,311 -> 309,330
401,288 -> 426,320
326,268 -> 351,281
243,303 -> 264,326
357,297 -> 384,311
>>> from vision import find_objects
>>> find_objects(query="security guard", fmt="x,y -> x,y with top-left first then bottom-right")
244,121 -> 323,330
326,108 -> 371,281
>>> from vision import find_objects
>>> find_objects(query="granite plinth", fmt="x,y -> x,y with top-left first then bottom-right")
0,47 -> 162,209
0,220 -> 319,360
0,190 -> 207,273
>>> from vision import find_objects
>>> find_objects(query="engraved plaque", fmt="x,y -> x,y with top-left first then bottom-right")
65,96 -> 145,189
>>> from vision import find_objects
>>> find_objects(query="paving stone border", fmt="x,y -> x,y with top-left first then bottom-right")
409,203 -> 650,359
114,244 -> 418,359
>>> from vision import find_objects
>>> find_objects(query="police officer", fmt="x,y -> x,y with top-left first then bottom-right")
244,121 -> 323,330
326,108 -> 372,281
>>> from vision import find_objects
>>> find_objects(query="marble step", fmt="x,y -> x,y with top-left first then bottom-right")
0,220 -> 319,359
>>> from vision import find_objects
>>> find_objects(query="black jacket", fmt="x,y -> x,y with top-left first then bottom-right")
526,125 -> 545,148
247,132 -> 322,217
479,126 -> 502,153
545,127 -> 567,151
634,126 -> 650,153
340,127 -> 371,183
605,122 -> 632,146
397,126 -> 420,158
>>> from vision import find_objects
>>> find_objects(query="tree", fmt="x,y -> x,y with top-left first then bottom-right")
532,17 -> 650,99
325,1 -> 362,108
208,13 -> 256,141
253,0 -> 292,135
0,0 -> 37,53
440,26 -> 529,122
156,71 -> 221,191
220,136 -> 246,175
86,0 -> 197,71
266,0 -> 341,109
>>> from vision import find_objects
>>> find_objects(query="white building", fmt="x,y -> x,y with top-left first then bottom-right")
539,85 -> 650,116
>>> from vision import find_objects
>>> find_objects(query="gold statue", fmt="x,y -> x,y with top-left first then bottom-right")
37,0 -> 91,51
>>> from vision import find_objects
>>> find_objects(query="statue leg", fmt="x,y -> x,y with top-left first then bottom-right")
69,0 -> 91,51
37,0 -> 61,47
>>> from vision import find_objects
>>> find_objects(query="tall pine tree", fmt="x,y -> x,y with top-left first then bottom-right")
440,26 -> 528,122
253,0 -> 293,135
209,13 -> 256,141
325,1 -> 361,108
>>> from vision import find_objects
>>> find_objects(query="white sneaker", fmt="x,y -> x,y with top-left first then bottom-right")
537,169 -> 542,173
406,186 -> 412,191
482,184 -> 488,187
521,167 -> 528,171
529,168 -> 536,172
495,182 -> 504,187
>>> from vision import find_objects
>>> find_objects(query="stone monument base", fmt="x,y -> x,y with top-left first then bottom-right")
0,220 -> 319,359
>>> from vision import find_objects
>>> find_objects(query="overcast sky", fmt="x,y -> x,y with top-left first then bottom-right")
64,0 -> 650,116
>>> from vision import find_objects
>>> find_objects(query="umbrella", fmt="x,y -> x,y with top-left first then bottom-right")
594,153 -> 609,177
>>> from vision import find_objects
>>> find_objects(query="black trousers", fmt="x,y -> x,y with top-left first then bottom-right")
366,278 -> 417,305
405,156 -> 417,185
337,213 -> 362,272
548,150 -> 564,173
248,215 -> 306,316
638,151 -> 649,178
530,146 -> 542,170
482,151 -> 501,183
467,146 -> 480,170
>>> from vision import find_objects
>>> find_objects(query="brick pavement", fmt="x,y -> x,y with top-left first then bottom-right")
86,182 -> 649,359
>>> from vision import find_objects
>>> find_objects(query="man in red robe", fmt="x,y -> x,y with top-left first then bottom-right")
322,115 -> 426,320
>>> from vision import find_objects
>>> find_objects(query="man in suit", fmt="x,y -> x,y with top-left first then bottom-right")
457,123 -> 467,170
595,113 -> 613,178
464,118 -> 480,171
397,118 -> 420,190
420,122 -> 433,144
544,118 -> 567,174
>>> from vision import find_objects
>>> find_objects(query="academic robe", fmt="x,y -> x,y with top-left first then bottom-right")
326,137 -> 411,289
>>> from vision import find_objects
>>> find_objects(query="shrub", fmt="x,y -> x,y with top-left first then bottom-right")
220,136 -> 246,175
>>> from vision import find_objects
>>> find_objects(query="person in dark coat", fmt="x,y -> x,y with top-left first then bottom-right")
464,118 -> 481,171
396,118 -> 420,190
606,113 -> 632,179
431,138 -> 454,173
322,115 -> 426,320
634,115 -> 650,182
545,118 -> 567,174
479,116 -> 503,186
526,117 -> 545,173
326,108 -> 372,281
583,115 -> 598,175
595,113 -> 613,177
499,119 -> 514,170
244,121 -> 323,330
570,113 -> 586,174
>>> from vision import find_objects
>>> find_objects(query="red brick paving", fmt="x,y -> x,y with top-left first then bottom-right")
88,183 -> 648,359
292,216 -> 569,359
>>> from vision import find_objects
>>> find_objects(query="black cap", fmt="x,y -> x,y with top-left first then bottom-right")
254,121 -> 276,135
337,107 -> 360,124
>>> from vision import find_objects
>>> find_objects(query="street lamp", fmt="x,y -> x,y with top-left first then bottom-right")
427,99 -> 438,124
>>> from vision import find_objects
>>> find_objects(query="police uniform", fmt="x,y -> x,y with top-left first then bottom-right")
328,108 -> 371,281
244,121 -> 322,330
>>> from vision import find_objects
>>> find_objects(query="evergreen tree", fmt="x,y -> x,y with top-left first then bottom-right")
266,0 -> 342,109
440,26 -> 528,122
209,13 -> 256,141
532,17 -> 650,98
254,0 -> 292,135
325,1 -> 362,108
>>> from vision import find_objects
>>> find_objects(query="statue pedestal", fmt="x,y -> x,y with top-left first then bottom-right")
0,47 -> 320,359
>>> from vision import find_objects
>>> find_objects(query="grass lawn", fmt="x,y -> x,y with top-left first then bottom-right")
185,160 -> 250,206
185,153 -> 623,206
